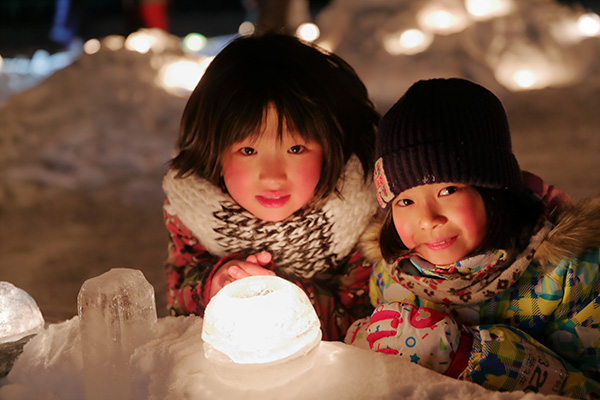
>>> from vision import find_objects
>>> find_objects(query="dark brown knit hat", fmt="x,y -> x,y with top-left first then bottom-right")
375,78 -> 523,209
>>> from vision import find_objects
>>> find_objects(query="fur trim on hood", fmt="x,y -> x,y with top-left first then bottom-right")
360,197 -> 600,266
535,197 -> 600,264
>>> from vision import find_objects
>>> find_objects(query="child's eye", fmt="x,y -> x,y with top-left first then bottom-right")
239,147 -> 256,156
395,198 -> 413,207
439,186 -> 458,196
288,145 -> 305,154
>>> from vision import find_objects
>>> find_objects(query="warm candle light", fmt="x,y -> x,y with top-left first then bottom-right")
202,275 -> 321,364
202,276 -> 322,388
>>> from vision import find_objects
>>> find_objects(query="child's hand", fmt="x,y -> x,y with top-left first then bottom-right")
366,302 -> 463,374
209,255 -> 275,298
244,251 -> 272,267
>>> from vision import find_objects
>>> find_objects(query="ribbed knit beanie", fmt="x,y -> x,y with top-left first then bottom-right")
374,78 -> 523,209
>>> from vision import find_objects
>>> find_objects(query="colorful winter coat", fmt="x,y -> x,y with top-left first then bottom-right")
162,156 -> 378,341
360,197 -> 600,398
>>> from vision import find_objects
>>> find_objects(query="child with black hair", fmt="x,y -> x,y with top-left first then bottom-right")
345,78 -> 600,398
162,33 -> 380,341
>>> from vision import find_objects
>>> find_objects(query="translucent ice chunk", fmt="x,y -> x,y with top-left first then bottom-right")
0,282 -> 45,377
78,268 -> 158,400
0,282 -> 44,344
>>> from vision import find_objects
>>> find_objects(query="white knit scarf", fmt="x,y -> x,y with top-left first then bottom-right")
163,156 -> 378,279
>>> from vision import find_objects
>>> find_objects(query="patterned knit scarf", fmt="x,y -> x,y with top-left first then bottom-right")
383,218 -> 554,304
163,156 -> 378,279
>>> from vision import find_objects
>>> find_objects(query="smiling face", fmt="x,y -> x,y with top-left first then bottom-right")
221,107 -> 323,222
391,183 -> 488,265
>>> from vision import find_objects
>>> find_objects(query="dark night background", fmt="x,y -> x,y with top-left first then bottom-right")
1,0 -> 599,57
0,0 -> 328,56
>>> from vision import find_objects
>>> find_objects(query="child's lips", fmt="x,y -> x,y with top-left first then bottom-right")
423,236 -> 457,251
256,194 -> 290,208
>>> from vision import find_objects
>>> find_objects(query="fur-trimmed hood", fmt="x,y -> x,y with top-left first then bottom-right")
360,197 -> 600,267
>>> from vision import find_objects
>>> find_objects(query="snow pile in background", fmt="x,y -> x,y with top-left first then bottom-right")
0,34 -> 187,207
317,0 -> 600,105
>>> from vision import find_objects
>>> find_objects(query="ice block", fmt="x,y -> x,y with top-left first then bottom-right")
0,282 -> 45,377
78,268 -> 157,400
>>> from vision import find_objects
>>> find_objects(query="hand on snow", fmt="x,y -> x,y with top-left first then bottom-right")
209,252 -> 275,298
366,302 -> 464,374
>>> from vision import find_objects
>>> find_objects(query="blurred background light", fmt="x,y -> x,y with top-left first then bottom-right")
83,39 -> 101,55
296,22 -> 320,42
465,0 -> 514,20
157,57 -> 213,96
102,35 -> 125,51
578,12 -> 600,37
417,5 -> 470,35
125,31 -> 153,53
383,29 -> 434,55
492,44 -> 580,91
182,33 -> 208,53
238,21 -> 255,36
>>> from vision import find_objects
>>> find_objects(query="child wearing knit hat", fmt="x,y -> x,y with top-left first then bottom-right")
345,78 -> 600,398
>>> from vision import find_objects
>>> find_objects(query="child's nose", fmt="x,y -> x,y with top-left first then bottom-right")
259,155 -> 287,183
419,206 -> 446,230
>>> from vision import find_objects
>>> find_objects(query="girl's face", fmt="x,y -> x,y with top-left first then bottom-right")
221,107 -> 323,222
392,183 -> 487,265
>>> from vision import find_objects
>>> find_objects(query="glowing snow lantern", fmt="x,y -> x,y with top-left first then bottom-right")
417,5 -> 469,35
202,276 -> 322,389
383,29 -> 434,55
297,22 -> 320,42
0,282 -> 45,377
465,0 -> 514,21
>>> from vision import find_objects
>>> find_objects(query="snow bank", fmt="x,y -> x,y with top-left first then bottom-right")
0,316 -> 567,400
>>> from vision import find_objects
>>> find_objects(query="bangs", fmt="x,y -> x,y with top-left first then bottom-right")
171,33 -> 377,203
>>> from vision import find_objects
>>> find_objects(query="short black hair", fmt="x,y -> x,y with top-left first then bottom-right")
170,33 -> 379,201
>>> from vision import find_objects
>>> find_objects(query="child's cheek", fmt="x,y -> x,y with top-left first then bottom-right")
393,216 -> 415,249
